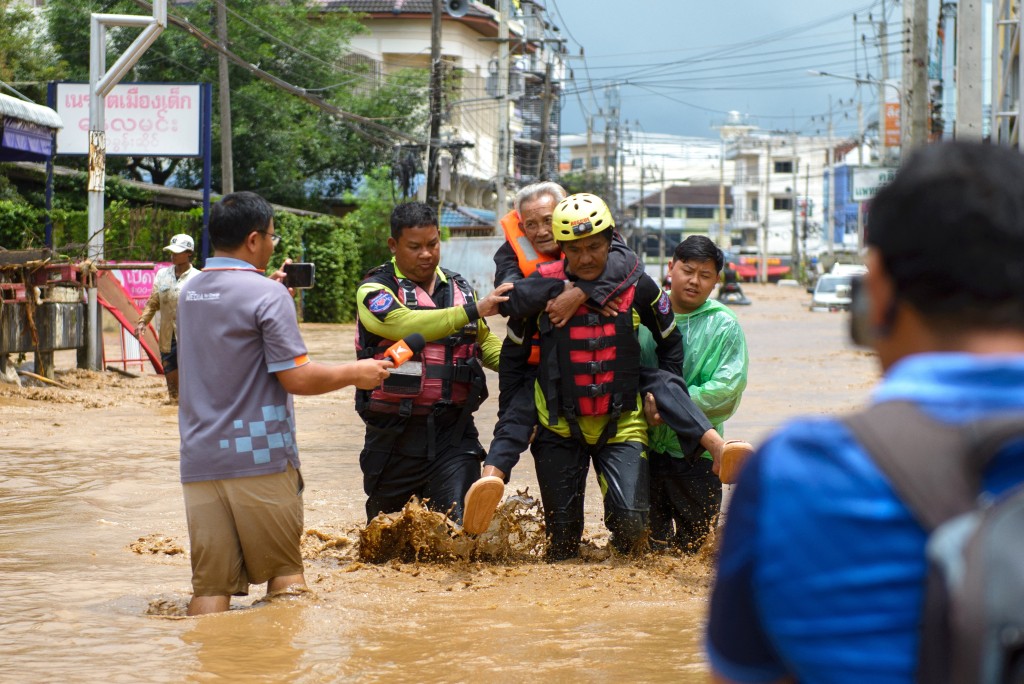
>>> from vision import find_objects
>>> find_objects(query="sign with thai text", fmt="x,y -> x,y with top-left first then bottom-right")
55,83 -> 201,156
852,167 -> 898,202
109,262 -> 170,311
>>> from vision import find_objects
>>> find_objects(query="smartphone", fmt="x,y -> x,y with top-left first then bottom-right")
849,275 -> 872,346
283,262 -> 315,289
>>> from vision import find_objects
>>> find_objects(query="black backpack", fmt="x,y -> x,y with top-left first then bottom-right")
844,401 -> 1024,684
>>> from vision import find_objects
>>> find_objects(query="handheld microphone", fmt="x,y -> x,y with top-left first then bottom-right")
383,333 -> 426,367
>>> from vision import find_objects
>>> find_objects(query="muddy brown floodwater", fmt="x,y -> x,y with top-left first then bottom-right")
0,283 -> 878,682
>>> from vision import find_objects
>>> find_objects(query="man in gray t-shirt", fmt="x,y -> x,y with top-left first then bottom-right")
176,191 -> 391,616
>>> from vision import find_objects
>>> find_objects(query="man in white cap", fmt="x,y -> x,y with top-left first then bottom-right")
136,233 -> 201,401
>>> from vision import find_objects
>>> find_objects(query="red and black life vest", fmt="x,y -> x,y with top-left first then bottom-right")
534,259 -> 641,448
355,264 -> 484,417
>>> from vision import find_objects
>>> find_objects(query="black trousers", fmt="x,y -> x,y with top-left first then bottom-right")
649,450 -> 722,552
532,428 -> 649,560
488,352 -> 713,477
360,407 -> 484,524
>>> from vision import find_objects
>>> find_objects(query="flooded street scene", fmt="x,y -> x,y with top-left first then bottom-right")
0,285 -> 876,682
5,0 -> 1005,680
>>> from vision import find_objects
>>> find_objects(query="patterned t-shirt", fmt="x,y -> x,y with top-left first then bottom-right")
176,257 -> 309,483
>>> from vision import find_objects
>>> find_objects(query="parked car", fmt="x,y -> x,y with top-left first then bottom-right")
809,274 -> 857,312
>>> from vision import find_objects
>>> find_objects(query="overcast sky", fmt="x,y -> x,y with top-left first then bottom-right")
547,0 -> 943,142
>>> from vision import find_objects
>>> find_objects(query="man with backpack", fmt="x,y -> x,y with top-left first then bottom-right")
706,141 -> 1024,683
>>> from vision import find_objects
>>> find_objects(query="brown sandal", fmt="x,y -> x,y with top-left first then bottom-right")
719,440 -> 754,485
463,475 -> 505,535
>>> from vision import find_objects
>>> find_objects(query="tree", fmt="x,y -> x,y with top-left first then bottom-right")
0,0 -> 65,103
44,0 -> 428,211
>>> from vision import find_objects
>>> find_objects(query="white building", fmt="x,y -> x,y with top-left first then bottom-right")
723,119 -> 841,262
561,131 -> 732,221
319,0 -> 565,224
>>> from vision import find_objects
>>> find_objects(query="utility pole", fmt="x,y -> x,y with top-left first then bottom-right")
494,0 -> 510,227
902,0 -> 929,149
584,115 -> 593,186
659,163 -> 666,281
955,0 -> 983,139
215,0 -> 233,194
760,138 -> 771,284
803,161 -> 810,275
826,95 -> 835,261
878,18 -> 889,163
618,120 -> 627,222
718,134 -> 727,248
790,134 -> 799,274
638,160 -> 645,253
538,60 -> 554,180
426,0 -> 443,206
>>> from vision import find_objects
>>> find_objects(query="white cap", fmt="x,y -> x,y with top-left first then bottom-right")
164,234 -> 194,253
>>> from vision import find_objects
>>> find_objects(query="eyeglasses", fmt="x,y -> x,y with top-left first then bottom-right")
257,230 -> 281,247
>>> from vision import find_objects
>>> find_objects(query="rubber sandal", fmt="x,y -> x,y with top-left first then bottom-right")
719,440 -> 754,485
463,475 -> 505,535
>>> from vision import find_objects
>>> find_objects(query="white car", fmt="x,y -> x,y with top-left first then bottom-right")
810,274 -> 857,312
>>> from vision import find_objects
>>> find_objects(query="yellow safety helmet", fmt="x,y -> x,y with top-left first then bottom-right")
552,193 -> 615,241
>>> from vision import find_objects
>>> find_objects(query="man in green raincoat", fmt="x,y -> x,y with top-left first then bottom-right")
640,236 -> 749,552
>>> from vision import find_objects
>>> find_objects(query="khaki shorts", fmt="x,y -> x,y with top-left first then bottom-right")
183,464 -> 305,597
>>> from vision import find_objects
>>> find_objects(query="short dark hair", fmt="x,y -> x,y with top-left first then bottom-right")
209,191 -> 274,251
867,141 -> 1024,331
390,202 -> 437,239
673,235 -> 724,273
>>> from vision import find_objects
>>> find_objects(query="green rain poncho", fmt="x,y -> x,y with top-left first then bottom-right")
639,298 -> 749,459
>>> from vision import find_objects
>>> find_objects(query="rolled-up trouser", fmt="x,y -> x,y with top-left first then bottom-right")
649,450 -> 722,552
360,407 -> 485,524
640,367 -> 713,458
532,428 -> 649,560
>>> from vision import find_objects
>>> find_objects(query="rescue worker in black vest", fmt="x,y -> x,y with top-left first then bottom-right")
354,202 -> 511,525
499,193 -> 743,560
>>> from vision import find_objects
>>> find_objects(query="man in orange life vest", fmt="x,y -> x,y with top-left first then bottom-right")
497,193 -> 744,559
354,202 -> 512,524
482,182 -> 642,485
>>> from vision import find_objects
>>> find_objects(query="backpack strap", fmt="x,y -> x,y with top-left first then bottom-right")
843,401 -> 1024,531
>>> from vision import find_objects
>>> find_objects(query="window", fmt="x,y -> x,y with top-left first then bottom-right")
590,156 -> 601,169
570,158 -> 584,171
686,207 -> 714,219
774,160 -> 794,174
647,206 -> 661,218
773,197 -> 793,211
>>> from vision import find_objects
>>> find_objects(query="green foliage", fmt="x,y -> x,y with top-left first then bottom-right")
269,212 -> 363,323
339,166 -> 402,274
0,0 -> 65,103
43,0 -> 428,209
559,171 -> 611,197
0,201 -> 45,249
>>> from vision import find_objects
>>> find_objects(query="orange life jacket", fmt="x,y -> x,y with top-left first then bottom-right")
500,210 -> 549,278
500,210 -> 551,364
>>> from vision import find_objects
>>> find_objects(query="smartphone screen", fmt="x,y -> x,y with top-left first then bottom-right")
283,262 -> 315,289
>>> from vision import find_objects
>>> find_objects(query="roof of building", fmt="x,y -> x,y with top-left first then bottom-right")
0,93 -> 63,130
441,204 -> 496,229
316,0 -> 495,22
632,185 -> 732,208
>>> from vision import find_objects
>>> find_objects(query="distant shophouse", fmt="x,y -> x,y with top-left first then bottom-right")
318,0 -> 565,233
628,185 -> 732,258
723,122 -> 835,272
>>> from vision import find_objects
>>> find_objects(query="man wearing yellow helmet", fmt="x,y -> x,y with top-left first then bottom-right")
499,193 -> 748,560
